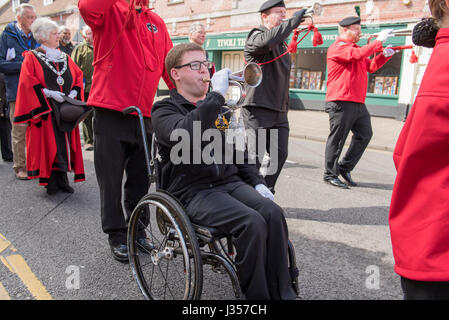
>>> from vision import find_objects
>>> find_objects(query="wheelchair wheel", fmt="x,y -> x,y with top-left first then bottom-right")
128,191 -> 203,300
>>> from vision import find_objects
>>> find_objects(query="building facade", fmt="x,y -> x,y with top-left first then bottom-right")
0,0 -> 432,119
154,0 -> 432,119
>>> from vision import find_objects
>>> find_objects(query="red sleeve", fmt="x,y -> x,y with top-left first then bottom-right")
161,28 -> 175,90
78,0 -> 120,30
14,52 -> 52,124
329,40 -> 383,62
366,52 -> 391,73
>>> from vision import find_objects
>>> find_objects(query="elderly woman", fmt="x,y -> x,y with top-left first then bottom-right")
389,0 -> 449,299
13,18 -> 88,195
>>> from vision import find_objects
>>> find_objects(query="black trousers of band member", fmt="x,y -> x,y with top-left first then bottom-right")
401,277 -> 449,300
93,108 -> 151,246
185,180 -> 297,300
243,107 -> 289,193
0,116 -> 13,161
323,101 -> 372,180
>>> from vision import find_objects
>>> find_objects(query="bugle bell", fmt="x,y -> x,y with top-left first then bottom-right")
203,63 -> 263,108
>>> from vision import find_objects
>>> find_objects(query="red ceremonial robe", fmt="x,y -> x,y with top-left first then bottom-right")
13,50 -> 85,186
389,29 -> 449,281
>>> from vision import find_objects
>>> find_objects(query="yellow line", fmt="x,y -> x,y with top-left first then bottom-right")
0,282 -> 11,300
5,255 -> 53,300
0,256 -> 14,273
0,233 -> 11,254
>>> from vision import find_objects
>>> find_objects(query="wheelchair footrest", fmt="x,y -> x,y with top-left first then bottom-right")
191,223 -> 225,244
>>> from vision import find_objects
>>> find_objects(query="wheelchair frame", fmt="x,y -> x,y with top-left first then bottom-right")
123,106 -> 299,300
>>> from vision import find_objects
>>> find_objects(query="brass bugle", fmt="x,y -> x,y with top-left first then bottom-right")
281,2 -> 322,22
362,28 -> 413,38
203,63 -> 263,107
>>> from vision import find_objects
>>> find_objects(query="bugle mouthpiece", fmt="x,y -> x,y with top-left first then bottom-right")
202,78 -> 211,83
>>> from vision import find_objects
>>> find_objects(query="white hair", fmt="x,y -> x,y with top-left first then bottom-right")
189,22 -> 205,35
58,25 -> 70,33
82,25 -> 91,37
31,18 -> 59,44
15,3 -> 35,18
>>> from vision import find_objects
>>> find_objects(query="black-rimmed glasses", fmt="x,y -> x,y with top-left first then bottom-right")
174,60 -> 214,71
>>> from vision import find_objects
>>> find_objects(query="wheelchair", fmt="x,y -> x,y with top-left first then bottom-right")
123,106 -> 300,300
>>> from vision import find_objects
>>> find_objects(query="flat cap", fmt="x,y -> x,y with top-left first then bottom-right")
259,0 -> 285,13
339,16 -> 361,27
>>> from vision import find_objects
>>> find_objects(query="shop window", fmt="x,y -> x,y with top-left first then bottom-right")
368,51 -> 403,95
291,49 -> 327,91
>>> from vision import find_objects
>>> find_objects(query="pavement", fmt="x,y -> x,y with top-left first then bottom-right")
287,109 -> 405,152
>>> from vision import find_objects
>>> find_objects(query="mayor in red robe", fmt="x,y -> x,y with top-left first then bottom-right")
13,18 -> 88,194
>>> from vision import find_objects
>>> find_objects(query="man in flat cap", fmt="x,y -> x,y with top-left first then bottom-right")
323,17 -> 395,188
242,0 -> 307,195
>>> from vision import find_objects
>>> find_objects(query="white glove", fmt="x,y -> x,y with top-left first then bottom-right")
6,48 -> 15,61
211,68 -> 231,97
255,184 -> 274,201
68,89 -> 78,99
42,88 -> 65,103
383,45 -> 396,58
376,28 -> 394,43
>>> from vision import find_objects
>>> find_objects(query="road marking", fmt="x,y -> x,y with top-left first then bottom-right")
4,255 -> 53,300
0,282 -> 11,300
0,233 -> 11,254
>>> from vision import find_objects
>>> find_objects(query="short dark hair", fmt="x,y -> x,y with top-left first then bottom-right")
165,43 -> 205,86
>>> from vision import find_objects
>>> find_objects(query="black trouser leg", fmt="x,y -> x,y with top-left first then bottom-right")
264,126 -> 289,192
93,108 -> 151,246
339,104 -> 372,173
0,116 -> 13,161
401,277 -> 449,300
186,181 -> 296,300
324,101 -> 357,180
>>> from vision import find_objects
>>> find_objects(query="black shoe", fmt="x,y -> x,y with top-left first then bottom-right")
324,177 -> 350,189
137,238 -> 155,253
46,186 -> 58,195
59,184 -> 74,193
3,158 -> 12,162
340,170 -> 357,187
110,243 -> 129,263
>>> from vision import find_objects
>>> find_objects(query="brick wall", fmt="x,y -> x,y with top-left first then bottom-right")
152,0 -> 429,38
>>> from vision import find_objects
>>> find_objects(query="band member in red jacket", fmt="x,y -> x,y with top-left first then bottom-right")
389,0 -> 449,300
79,0 -> 174,262
323,16 -> 395,188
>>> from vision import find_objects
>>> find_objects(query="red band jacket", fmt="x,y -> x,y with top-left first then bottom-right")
326,38 -> 390,103
14,51 -> 85,185
389,29 -> 449,282
78,0 -> 175,117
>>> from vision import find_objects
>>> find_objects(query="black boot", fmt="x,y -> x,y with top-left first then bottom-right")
46,171 -> 58,195
56,171 -> 74,193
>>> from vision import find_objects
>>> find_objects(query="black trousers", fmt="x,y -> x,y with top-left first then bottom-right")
243,107 -> 289,193
324,101 -> 372,180
185,180 -> 296,300
93,108 -> 151,245
0,116 -> 12,161
401,277 -> 449,300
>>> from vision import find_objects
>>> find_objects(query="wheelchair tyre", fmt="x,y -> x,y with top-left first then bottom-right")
128,191 -> 203,300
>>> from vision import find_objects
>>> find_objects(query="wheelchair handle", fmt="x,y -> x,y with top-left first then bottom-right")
122,106 -> 152,179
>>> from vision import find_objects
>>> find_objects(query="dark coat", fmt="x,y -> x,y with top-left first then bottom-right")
151,90 -> 266,204
243,15 -> 302,113
0,22 -> 38,102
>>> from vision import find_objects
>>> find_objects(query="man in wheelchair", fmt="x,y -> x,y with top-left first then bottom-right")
151,43 -> 297,300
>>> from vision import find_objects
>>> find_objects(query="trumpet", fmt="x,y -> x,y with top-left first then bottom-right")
202,63 -> 263,108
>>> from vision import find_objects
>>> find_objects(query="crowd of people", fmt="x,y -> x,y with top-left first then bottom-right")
0,0 -> 447,300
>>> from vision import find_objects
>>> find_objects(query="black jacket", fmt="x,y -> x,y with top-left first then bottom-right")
243,15 -> 303,113
0,22 -> 38,102
151,89 -> 266,204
